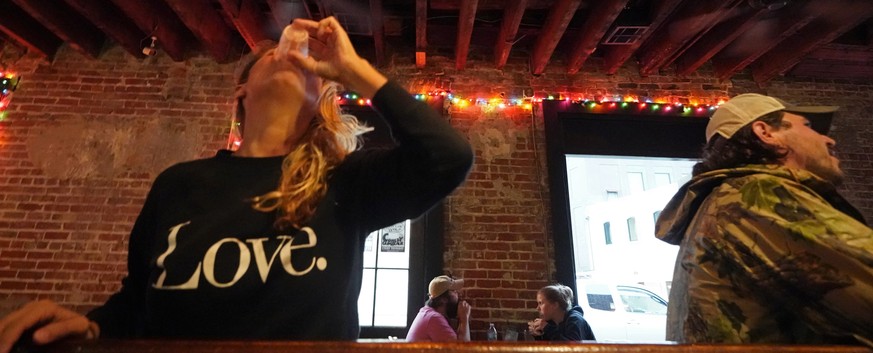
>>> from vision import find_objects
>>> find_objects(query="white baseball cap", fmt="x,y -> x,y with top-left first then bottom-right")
706,93 -> 838,142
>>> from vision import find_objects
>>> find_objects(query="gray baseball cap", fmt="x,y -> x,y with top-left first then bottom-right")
706,93 -> 839,142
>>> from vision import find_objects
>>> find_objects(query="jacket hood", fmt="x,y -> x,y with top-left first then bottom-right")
654,164 -> 859,245
568,305 -> 584,317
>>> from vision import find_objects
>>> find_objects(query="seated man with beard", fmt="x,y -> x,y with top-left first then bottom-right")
406,276 -> 471,341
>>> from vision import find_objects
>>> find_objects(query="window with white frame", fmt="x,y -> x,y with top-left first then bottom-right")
358,220 -> 411,327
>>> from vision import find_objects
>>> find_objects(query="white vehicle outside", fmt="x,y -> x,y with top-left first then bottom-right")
576,281 -> 669,342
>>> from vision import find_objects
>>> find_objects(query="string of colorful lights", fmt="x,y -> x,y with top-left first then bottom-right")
0,71 -> 20,121
336,90 -> 727,116
227,90 -> 727,149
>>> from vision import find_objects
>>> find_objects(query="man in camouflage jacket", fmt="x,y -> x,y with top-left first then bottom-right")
656,93 -> 873,345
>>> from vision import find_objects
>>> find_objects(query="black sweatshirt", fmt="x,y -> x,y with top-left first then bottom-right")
87,81 -> 473,341
535,306 -> 597,341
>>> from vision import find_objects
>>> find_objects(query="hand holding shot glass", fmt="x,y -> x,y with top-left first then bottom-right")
276,22 -> 309,60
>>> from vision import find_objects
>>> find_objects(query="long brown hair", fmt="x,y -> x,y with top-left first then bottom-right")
235,43 -> 371,229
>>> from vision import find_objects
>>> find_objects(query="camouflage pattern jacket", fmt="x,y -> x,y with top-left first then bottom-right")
656,164 -> 873,345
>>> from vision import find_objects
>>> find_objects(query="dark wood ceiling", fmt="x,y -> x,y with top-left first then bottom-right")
1,0 -> 872,83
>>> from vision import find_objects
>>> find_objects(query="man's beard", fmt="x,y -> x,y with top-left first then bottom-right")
446,299 -> 459,319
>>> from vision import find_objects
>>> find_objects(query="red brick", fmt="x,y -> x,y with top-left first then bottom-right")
26,282 -> 55,291
43,232 -> 70,240
35,222 -> 62,230
35,261 -> 64,270
17,270 -> 46,280
1,250 -> 28,259
46,272 -> 73,281
25,251 -> 53,260
0,281 -> 29,290
62,262 -> 91,271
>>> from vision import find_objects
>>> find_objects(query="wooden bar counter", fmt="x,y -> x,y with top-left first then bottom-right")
21,340 -> 873,353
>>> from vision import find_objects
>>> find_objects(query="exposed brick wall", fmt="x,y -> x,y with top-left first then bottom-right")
439,104 -> 553,333
2,44 -> 872,340
0,45 -> 236,315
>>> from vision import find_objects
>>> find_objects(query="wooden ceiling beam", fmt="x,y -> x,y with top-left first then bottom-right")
11,0 -> 105,58
61,0 -> 145,59
370,0 -> 385,67
108,0 -> 192,62
455,0 -> 479,70
867,19 -> 873,46
0,1 -> 61,58
675,5 -> 768,76
566,0 -> 629,74
217,0 -> 272,50
530,0 -> 582,75
752,1 -> 873,83
804,44 -> 873,63
264,0 -> 311,28
601,0 -> 684,75
304,0 -> 328,20
265,0 -> 299,28
415,0 -> 427,68
431,0 -> 551,11
711,1 -> 814,80
638,0 -> 743,76
494,0 -> 528,69
163,0 -> 236,63
790,60 -> 873,80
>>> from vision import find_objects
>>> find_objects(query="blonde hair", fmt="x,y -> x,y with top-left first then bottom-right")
235,43 -> 371,229
539,284 -> 575,312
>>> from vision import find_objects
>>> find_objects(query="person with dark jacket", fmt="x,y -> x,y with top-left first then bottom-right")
528,284 -> 596,341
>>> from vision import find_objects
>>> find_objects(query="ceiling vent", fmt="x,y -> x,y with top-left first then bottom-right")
601,26 -> 648,45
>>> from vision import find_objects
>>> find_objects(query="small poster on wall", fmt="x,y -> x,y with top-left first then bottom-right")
380,221 -> 406,253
